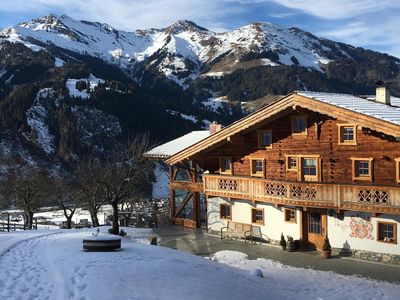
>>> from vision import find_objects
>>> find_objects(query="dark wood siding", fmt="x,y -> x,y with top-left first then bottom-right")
196,108 -> 400,186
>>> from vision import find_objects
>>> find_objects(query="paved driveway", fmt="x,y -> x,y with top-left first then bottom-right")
155,225 -> 400,284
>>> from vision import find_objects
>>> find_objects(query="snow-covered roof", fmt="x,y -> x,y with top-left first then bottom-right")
145,131 -> 210,159
363,95 -> 400,108
297,91 -> 400,126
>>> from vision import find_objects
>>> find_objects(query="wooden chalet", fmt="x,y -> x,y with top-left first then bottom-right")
147,86 -> 400,263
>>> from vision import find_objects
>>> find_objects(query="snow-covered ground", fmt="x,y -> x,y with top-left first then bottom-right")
0,228 -> 276,300
166,109 -> 199,123
3,205 -> 112,227
0,228 -> 399,300
66,74 -> 104,99
211,250 -> 400,300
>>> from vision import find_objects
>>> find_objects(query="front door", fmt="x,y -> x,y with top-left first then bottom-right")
302,209 -> 327,250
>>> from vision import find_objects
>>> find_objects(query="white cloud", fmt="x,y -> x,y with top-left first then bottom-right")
321,19 -> 400,58
0,0 -> 240,31
270,0 -> 399,19
268,0 -> 400,58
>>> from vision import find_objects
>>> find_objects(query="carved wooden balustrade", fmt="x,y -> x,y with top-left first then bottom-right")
203,174 -> 400,214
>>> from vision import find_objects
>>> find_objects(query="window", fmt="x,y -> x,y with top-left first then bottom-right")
258,130 -> 272,148
219,157 -> 232,175
308,212 -> 322,234
250,158 -> 265,177
351,158 -> 373,181
220,204 -> 231,219
251,208 -> 264,225
299,156 -> 320,182
303,158 -> 317,176
174,163 -> 191,181
292,155 -> 320,181
377,222 -> 397,244
291,115 -> 307,135
286,156 -> 298,171
284,208 -> 296,223
338,124 -> 357,145
395,158 -> 400,184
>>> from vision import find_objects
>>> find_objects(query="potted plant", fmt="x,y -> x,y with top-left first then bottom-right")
280,233 -> 287,250
322,237 -> 332,259
286,235 -> 295,252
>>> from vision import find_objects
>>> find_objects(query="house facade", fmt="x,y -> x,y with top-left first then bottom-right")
148,88 -> 400,264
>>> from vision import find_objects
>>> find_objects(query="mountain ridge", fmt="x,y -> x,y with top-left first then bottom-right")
4,14 -> 399,89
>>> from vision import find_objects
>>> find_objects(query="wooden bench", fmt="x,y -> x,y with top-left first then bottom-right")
245,226 -> 263,244
220,221 -> 252,241
221,221 -> 264,244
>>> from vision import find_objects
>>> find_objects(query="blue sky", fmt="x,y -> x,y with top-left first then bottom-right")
0,0 -> 399,58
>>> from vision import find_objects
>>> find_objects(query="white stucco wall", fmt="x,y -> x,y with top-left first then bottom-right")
328,211 -> 400,255
208,197 -> 400,256
207,197 -> 229,232
207,197 -> 300,242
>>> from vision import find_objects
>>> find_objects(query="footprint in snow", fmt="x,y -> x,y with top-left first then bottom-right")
78,283 -> 87,291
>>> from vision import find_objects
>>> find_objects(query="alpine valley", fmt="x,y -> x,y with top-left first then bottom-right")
0,14 -> 399,168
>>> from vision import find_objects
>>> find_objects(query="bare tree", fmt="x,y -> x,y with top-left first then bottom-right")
75,156 -> 105,227
52,177 -> 80,229
4,166 -> 50,229
97,134 -> 154,234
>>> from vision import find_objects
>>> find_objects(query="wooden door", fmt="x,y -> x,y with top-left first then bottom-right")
302,210 -> 327,250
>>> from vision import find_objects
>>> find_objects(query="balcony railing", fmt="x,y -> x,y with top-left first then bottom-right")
203,174 -> 400,213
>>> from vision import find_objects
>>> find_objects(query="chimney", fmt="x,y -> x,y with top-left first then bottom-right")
375,81 -> 391,105
209,121 -> 222,134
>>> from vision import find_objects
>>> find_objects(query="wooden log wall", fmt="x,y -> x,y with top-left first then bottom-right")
195,108 -> 400,186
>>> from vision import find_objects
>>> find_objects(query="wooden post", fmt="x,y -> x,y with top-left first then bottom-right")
7,212 -> 10,232
194,192 -> 200,228
169,165 -> 175,225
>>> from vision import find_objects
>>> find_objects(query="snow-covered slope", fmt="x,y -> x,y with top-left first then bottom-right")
1,229 -> 399,300
0,14 -> 357,87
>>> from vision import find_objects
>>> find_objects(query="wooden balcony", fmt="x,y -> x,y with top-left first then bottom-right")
203,174 -> 400,214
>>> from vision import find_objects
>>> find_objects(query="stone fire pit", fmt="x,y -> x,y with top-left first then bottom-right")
83,236 -> 121,252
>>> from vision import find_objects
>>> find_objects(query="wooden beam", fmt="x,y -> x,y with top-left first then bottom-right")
171,181 -> 203,192
171,165 -> 178,181
173,192 -> 193,218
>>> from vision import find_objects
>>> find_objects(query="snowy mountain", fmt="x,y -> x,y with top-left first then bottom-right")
2,14 -> 398,91
0,14 -> 399,167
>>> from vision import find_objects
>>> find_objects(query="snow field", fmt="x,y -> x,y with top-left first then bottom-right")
211,250 -> 400,300
0,229 -> 276,300
66,74 -> 105,99
1,229 -> 400,300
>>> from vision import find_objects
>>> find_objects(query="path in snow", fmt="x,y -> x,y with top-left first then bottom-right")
0,230 -> 277,300
0,232 -> 125,300
0,234 -> 63,300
